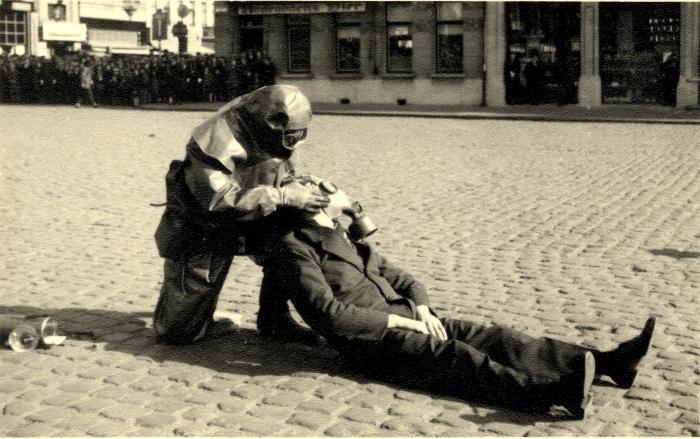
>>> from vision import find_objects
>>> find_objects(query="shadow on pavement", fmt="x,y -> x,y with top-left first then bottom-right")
648,248 -> 700,259
0,304 -> 560,426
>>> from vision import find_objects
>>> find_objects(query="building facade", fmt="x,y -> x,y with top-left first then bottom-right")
213,1 -> 700,108
0,0 -> 215,57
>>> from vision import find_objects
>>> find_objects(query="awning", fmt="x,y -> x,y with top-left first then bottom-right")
90,45 -> 152,55
42,20 -> 87,42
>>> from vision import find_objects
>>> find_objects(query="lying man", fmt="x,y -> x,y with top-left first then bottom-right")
261,179 -> 656,419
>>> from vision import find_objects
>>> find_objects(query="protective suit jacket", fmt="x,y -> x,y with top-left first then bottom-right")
155,84 -> 309,259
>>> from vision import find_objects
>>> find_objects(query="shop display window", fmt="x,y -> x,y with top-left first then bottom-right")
287,15 -> 311,73
600,2 -> 680,104
336,24 -> 361,73
436,3 -> 463,73
386,3 -> 413,73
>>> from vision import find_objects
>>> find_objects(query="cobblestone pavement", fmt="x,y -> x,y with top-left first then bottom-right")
0,105 -> 698,437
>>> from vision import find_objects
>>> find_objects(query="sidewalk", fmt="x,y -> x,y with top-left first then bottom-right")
141,101 -> 700,124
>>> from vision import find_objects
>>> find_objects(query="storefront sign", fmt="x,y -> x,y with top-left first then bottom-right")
42,21 -> 87,42
11,2 -> 32,12
239,2 -> 365,15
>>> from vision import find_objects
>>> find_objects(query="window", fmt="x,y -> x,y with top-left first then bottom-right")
336,24 -> 360,72
0,11 -> 26,46
287,15 -> 311,73
436,3 -> 463,73
49,3 -> 67,21
386,4 -> 413,73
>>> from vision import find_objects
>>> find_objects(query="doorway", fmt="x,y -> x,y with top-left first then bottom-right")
505,2 -> 581,105
240,15 -> 264,54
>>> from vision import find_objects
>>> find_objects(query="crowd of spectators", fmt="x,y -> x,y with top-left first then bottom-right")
0,50 -> 277,107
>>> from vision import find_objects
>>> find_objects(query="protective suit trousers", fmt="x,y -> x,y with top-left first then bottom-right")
153,250 -> 233,345
339,317 -> 592,412
153,250 -> 295,345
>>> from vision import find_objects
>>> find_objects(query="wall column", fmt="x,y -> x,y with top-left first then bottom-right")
677,2 -> 699,108
578,2 -> 601,107
214,1 -> 237,56
483,1 -> 505,107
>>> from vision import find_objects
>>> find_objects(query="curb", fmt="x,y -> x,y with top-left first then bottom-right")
137,104 -> 700,125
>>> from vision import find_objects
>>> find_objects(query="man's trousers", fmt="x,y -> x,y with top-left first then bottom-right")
337,317 -> 591,412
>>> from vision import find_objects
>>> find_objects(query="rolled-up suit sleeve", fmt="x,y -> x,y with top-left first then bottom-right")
276,241 -> 389,342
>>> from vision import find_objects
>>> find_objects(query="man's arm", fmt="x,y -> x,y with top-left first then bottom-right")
376,252 -> 447,340
376,254 -> 430,307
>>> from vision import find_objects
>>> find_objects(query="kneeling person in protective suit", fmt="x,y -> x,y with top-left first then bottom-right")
261,179 -> 656,418
153,85 -> 329,345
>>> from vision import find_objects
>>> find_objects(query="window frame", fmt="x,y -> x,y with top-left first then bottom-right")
435,3 -> 464,74
335,22 -> 361,73
0,11 -> 26,46
286,15 -> 311,74
385,21 -> 413,73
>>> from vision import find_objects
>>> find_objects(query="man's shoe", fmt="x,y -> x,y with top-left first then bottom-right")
605,316 -> 656,389
560,351 -> 596,420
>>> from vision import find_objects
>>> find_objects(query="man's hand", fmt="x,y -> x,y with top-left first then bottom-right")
280,181 -> 330,212
387,314 -> 429,334
416,305 -> 447,340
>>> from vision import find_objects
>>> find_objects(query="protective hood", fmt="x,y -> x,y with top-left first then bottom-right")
191,85 -> 312,171
237,85 -> 312,157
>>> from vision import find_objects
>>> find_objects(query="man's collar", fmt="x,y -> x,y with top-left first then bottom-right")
294,219 -> 365,271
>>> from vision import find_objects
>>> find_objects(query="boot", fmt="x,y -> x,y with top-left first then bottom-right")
596,316 -> 655,389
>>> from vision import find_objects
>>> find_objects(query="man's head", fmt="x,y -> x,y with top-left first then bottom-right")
239,85 -> 312,157
282,177 -> 377,239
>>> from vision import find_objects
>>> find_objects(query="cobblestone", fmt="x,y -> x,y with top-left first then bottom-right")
287,411 -> 330,431
7,422 -> 59,437
2,107 -> 699,436
99,404 -> 147,421
136,412 -> 177,428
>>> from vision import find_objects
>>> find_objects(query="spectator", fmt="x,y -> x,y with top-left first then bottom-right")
258,55 -> 277,88
0,50 -> 279,106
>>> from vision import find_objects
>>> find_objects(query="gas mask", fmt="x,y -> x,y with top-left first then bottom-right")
241,85 -> 312,158
317,180 -> 378,240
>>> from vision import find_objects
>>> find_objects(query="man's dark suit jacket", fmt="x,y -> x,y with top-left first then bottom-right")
265,220 -> 429,345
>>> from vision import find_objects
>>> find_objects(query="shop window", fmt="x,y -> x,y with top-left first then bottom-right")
287,15 -> 311,73
386,3 -> 413,73
600,3 -> 681,104
436,3 -> 463,73
336,24 -> 360,72
0,11 -> 26,45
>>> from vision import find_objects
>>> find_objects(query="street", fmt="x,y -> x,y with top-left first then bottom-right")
0,105 -> 698,436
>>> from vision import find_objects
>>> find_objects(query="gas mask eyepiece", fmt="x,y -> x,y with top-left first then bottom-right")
282,128 -> 308,150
